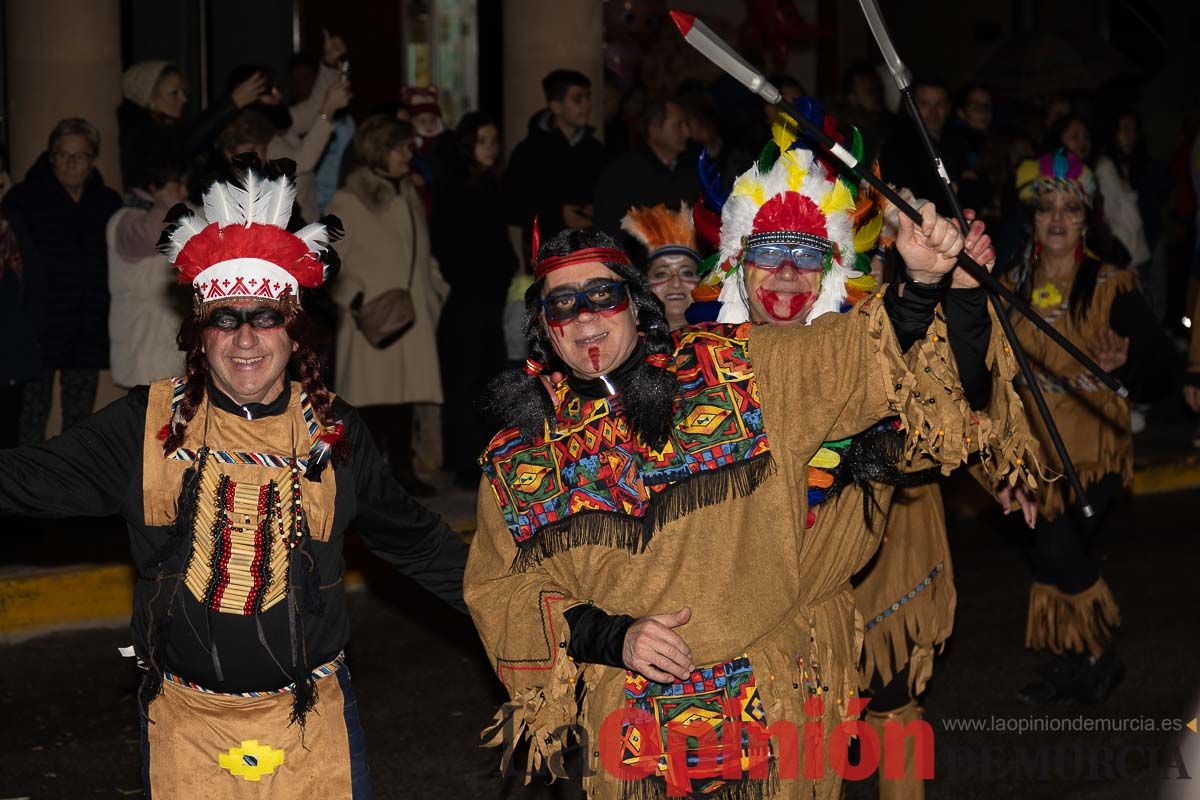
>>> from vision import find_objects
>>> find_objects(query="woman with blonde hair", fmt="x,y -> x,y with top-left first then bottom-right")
329,115 -> 448,496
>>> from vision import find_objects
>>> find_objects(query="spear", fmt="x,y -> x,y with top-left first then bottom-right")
670,9 -> 1101,516
855,0 -> 1103,516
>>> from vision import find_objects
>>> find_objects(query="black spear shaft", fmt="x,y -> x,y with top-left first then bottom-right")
894,90 -> 1094,516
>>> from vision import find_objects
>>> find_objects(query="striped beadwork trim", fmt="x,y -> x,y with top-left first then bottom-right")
863,562 -> 944,633
164,377 -> 322,469
163,653 -> 344,696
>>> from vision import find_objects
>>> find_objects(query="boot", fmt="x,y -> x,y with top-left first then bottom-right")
1071,649 -> 1124,704
1018,649 -> 1082,705
866,701 -> 926,800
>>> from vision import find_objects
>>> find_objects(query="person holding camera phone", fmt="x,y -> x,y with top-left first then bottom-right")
227,30 -> 353,223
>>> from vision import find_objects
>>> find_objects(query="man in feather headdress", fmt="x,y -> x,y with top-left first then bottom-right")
707,104 -> 1038,800
0,156 -> 468,798
463,113 -> 1039,796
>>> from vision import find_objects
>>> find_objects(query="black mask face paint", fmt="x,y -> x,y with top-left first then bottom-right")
205,307 -> 286,331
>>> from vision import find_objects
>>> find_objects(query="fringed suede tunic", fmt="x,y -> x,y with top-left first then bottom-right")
466,291 -> 1037,799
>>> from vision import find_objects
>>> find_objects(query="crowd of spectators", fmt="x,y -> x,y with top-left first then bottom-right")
2,30 -> 1199,479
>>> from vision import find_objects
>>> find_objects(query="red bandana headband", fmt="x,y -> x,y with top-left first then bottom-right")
535,247 -> 632,280
530,214 -> 632,280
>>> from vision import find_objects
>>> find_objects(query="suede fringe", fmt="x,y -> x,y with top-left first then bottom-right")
1024,579 -> 1120,658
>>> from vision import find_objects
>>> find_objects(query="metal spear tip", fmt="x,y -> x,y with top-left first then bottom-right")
669,10 -> 695,35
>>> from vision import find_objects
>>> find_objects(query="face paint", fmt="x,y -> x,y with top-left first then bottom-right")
756,287 -> 814,322
588,346 -> 601,371
595,295 -> 630,317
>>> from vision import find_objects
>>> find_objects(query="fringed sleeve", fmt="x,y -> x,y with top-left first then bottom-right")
751,288 -> 1043,484
464,478 -> 586,784
961,302 -> 1049,496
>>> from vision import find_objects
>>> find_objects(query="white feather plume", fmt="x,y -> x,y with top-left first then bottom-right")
242,169 -> 272,225
202,180 -> 248,227
293,220 -> 331,254
162,212 -> 210,263
262,175 -> 296,227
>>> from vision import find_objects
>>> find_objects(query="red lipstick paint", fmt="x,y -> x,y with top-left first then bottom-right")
757,288 -> 813,322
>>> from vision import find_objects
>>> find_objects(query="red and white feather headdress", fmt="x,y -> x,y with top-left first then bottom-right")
159,159 -> 341,307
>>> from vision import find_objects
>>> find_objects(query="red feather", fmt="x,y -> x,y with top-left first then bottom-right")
751,193 -> 828,239
174,223 -> 319,286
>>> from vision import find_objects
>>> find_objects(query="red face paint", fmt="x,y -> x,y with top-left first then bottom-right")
756,288 -> 814,322
588,346 -> 601,371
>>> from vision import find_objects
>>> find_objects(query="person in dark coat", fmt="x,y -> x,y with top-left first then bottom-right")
432,111 -> 519,487
592,97 -> 701,238
117,60 -> 265,191
3,118 -> 122,443
879,77 -> 970,207
504,69 -> 609,261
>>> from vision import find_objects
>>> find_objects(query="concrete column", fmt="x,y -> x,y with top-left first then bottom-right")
502,0 -> 604,157
7,0 -> 123,189
7,0 -> 125,427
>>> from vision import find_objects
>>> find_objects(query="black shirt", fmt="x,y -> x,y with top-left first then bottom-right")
0,382 -> 469,691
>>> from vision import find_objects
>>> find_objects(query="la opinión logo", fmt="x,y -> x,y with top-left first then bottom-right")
586,696 -> 934,789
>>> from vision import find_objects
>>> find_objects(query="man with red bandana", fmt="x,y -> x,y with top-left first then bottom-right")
463,126 -> 1040,797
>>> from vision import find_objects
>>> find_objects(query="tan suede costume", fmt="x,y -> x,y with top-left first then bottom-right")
466,294 -> 1037,799
1008,262 -> 1134,657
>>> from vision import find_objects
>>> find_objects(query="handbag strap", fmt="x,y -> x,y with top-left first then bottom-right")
405,197 -> 418,291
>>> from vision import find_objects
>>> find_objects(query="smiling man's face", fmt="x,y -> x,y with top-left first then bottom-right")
541,262 -> 639,378
201,299 -> 296,405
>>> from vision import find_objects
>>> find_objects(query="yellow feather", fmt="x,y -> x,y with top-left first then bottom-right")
808,447 -> 842,469
779,150 -> 808,191
772,114 -> 797,152
847,274 -> 878,291
853,212 -> 884,253
819,179 -> 855,214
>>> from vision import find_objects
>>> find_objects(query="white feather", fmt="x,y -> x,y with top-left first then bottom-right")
262,176 -> 297,227
716,271 -> 750,323
242,170 -> 266,225
293,221 -> 330,253
202,181 -> 247,227
163,212 -> 209,262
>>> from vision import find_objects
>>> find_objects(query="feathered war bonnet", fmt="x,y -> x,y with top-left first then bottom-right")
159,156 -> 343,314
704,98 -> 883,324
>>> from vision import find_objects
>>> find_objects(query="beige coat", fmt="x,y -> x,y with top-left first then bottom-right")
106,206 -> 186,388
328,168 -> 448,407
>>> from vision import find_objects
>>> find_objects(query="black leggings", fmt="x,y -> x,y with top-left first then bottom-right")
1030,473 -> 1124,594
865,666 -> 913,714
19,368 -> 98,444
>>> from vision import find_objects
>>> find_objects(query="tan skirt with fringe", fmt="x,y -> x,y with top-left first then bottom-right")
854,483 -> 955,697
1024,578 -> 1120,657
